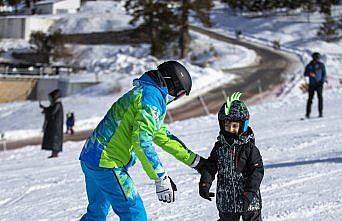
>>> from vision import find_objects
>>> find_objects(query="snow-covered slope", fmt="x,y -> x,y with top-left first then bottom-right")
50,1 -> 137,34
1,3 -> 342,220
0,30 -> 256,140
207,3 -> 342,97
0,88 -> 341,221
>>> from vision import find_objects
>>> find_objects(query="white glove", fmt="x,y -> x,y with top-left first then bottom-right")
155,175 -> 177,203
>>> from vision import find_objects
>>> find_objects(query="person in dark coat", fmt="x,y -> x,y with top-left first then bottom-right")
304,52 -> 327,118
40,89 -> 64,158
199,92 -> 264,221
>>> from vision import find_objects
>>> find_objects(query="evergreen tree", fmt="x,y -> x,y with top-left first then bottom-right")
318,14 -> 338,41
318,0 -> 332,15
30,31 -> 51,54
29,30 -> 70,62
303,0 -> 317,23
125,0 -> 179,58
125,0 -> 213,58
7,0 -> 21,12
177,0 -> 213,58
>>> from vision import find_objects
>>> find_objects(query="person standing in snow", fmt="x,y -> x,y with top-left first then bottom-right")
65,112 -> 75,135
304,52 -> 327,118
79,61 -> 207,221
40,89 -> 64,158
198,92 -> 264,221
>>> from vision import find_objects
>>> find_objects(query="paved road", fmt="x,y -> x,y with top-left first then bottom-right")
166,26 -> 299,122
0,130 -> 92,151
0,26 -> 300,151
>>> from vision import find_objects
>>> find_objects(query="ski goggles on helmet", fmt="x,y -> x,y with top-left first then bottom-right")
164,76 -> 186,97
167,89 -> 186,105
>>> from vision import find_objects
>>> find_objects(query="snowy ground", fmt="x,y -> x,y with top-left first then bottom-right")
50,1 -> 137,34
1,87 -> 341,221
1,2 -> 342,220
0,26 -> 256,141
205,2 -> 342,96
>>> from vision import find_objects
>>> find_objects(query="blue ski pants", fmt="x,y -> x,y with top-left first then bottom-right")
80,161 -> 147,221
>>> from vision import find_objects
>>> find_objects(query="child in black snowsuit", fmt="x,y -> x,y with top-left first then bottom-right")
199,92 -> 264,221
66,112 -> 75,135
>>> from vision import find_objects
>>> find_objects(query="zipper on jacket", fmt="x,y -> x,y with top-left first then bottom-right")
231,145 -> 237,213
112,170 -> 128,201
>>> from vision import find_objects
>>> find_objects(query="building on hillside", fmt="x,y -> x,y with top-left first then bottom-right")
34,0 -> 81,15
0,16 -> 55,40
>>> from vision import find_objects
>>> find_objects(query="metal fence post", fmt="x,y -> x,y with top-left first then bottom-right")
257,79 -> 263,94
221,89 -> 228,100
1,132 -> 6,152
167,111 -> 174,123
198,96 -> 210,115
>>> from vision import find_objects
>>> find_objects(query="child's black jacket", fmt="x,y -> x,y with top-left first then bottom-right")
201,127 -> 264,213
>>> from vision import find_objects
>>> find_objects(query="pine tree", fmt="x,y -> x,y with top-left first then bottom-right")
125,0 -> 213,58
319,0 -> 332,15
30,31 -> 51,54
125,0 -> 179,58
318,14 -> 338,42
177,0 -> 213,58
7,0 -> 21,13
29,30 -> 70,62
303,0 -> 317,23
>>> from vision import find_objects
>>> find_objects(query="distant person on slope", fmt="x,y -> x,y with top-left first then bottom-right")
40,89 -> 64,158
79,61 -> 207,221
65,112 -> 75,135
198,92 -> 264,221
304,52 -> 327,118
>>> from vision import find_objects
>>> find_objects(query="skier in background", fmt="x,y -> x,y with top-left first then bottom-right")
304,52 -> 327,118
79,61 -> 207,221
66,112 -> 75,135
199,92 -> 264,221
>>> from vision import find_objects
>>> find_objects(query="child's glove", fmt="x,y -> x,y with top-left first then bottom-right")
242,191 -> 254,212
199,170 -> 214,201
155,175 -> 177,203
199,181 -> 215,201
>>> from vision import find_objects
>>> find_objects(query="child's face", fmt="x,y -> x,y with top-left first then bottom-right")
224,121 -> 240,135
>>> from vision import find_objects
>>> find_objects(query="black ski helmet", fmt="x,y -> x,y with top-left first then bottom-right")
312,52 -> 321,60
157,61 -> 192,98
218,92 -> 250,134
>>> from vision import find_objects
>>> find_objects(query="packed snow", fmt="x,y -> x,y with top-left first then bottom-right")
205,2 -> 342,95
0,87 -> 341,221
1,24 -> 257,140
0,1 -> 342,220
50,1 -> 138,34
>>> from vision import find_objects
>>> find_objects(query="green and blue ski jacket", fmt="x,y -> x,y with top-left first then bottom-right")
79,73 -> 198,180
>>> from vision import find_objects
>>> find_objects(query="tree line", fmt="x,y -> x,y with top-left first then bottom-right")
124,0 -> 341,58
18,0 -> 341,60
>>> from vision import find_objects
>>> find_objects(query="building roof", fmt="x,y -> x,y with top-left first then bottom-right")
35,0 -> 67,6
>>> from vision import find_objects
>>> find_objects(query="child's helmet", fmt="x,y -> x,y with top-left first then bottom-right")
218,92 -> 250,134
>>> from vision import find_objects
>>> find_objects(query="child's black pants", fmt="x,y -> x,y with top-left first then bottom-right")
219,210 -> 262,221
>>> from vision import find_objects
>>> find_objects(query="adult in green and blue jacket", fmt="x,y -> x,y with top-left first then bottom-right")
79,61 -> 206,221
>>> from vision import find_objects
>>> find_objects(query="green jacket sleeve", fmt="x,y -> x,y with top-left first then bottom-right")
132,104 -> 165,180
153,123 -> 197,167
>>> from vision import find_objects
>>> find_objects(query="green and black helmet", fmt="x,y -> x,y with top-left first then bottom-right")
218,92 -> 250,134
